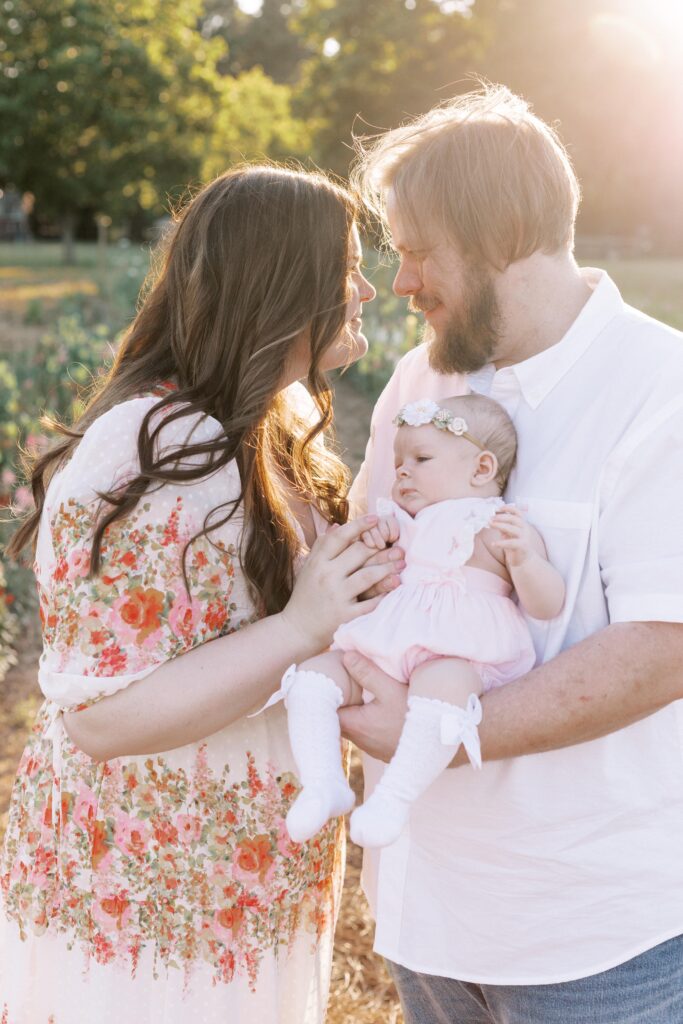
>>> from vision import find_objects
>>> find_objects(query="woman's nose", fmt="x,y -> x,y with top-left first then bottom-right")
360,272 -> 376,304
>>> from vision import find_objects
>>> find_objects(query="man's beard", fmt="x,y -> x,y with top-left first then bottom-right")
412,263 -> 501,376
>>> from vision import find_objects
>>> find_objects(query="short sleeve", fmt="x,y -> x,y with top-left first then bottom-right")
599,398 -> 683,624
37,398 -> 247,710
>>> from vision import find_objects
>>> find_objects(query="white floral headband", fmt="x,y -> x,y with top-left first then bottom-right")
393,399 -> 486,451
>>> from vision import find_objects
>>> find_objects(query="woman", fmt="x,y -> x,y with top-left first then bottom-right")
0,165 -> 393,1022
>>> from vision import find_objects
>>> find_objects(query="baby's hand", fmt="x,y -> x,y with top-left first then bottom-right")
361,514 -> 400,551
490,505 -> 538,568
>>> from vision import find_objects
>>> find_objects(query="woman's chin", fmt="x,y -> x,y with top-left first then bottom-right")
322,330 -> 368,372
349,332 -> 369,364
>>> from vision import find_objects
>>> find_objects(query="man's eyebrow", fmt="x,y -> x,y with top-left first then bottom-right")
393,243 -> 428,256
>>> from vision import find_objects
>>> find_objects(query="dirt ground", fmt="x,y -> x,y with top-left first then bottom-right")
0,369 -> 402,1022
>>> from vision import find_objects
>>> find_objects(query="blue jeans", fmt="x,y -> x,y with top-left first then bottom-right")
387,934 -> 683,1023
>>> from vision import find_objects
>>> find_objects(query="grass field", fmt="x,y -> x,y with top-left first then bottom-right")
2,241 -> 683,333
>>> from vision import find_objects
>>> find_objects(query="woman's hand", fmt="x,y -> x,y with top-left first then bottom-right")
281,515 -> 400,652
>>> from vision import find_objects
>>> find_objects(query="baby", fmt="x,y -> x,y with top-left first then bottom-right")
281,394 -> 565,848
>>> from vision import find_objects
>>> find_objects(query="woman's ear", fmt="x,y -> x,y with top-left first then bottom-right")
471,450 -> 499,487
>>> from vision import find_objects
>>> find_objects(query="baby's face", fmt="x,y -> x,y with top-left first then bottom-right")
392,424 -> 483,514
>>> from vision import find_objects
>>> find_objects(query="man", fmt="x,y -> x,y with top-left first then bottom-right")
340,84 -> 683,1022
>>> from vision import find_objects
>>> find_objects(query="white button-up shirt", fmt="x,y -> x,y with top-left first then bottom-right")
349,269 -> 683,983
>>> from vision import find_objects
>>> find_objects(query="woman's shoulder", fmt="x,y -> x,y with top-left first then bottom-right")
81,394 -> 221,444
50,396 -> 237,507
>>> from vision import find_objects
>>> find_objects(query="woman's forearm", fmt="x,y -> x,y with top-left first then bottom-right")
63,611 -> 322,761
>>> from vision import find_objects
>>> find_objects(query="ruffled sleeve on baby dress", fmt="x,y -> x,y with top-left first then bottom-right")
36,396 -> 245,714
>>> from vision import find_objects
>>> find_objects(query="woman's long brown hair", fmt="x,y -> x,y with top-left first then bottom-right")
8,165 -> 357,615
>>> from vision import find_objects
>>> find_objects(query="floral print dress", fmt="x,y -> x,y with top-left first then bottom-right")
0,394 -> 344,1024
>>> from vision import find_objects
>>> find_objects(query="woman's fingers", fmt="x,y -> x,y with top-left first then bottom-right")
361,546 -> 405,576
356,546 -> 404,598
358,574 -> 402,600
348,594 -> 384,618
334,534 -> 404,578
316,515 -> 378,558
346,560 -> 401,599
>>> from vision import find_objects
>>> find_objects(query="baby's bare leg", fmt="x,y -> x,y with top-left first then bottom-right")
409,656 -> 483,706
283,649 -> 359,844
349,657 -> 483,849
297,649 -> 363,707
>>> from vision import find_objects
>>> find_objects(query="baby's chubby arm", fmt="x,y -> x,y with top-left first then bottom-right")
361,513 -> 401,551
488,506 -> 565,619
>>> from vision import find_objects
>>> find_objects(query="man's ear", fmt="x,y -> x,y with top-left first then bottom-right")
471,450 -> 498,487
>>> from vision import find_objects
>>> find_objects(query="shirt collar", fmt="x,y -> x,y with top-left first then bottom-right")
470,269 -> 625,409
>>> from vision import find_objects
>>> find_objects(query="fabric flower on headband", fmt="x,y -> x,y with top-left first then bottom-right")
394,399 -> 486,450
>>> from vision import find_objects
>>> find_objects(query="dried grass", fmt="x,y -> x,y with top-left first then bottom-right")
326,755 -> 403,1024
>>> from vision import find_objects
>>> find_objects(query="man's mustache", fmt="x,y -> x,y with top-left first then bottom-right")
408,294 -> 440,314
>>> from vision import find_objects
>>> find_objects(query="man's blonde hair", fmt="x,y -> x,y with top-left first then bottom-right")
353,82 -> 581,270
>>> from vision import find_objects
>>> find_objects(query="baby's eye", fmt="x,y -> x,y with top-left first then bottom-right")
416,456 -> 431,463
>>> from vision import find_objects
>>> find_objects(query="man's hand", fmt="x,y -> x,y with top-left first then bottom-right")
338,652 -> 408,761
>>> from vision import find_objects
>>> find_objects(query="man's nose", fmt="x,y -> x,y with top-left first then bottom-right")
393,261 -> 421,297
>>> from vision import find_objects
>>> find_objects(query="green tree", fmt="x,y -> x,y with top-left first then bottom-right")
293,0 -> 488,174
203,0 -> 310,83
203,65 -> 312,181
0,0 -> 228,260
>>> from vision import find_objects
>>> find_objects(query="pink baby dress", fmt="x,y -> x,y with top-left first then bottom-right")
334,496 -> 537,690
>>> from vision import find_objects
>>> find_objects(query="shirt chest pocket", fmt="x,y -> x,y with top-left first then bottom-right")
514,495 -> 596,661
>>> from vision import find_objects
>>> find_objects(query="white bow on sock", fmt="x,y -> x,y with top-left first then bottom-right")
350,693 -> 483,848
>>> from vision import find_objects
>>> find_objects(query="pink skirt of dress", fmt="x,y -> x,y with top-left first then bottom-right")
333,566 -> 536,691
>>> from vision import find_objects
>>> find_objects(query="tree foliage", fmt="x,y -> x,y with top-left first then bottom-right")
0,0 -> 310,239
0,0 -> 220,222
203,0 -> 310,83
293,0 -> 487,173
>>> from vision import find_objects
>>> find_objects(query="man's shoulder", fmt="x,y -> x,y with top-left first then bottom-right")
619,303 -> 683,364
385,342 -> 432,390
395,342 -> 431,372
598,303 -> 683,401
377,344 -> 466,412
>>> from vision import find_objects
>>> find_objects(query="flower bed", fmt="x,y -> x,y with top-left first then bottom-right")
0,315 -> 115,681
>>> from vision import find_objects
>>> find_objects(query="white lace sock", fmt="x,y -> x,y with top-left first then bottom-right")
350,693 -> 482,849
283,667 -> 356,843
